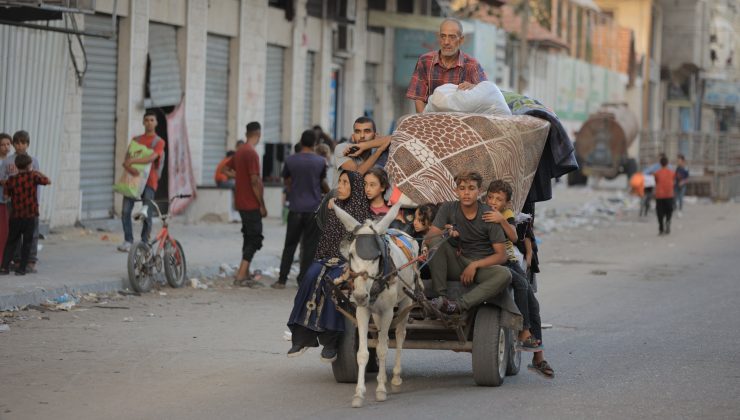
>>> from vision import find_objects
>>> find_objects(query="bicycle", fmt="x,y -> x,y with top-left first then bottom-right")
127,194 -> 191,293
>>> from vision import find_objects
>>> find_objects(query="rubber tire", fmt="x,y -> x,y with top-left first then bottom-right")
333,317 -> 359,383
128,242 -> 153,293
505,328 -> 521,376
164,240 -> 187,288
332,317 -> 379,383
472,306 -> 507,387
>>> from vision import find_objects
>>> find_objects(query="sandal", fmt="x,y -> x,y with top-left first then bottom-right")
527,360 -> 554,379
516,336 -> 544,352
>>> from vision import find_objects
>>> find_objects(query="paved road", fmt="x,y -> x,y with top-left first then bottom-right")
1,198 -> 739,420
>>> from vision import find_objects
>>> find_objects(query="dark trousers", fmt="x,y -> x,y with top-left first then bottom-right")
656,198 -> 673,233
2,217 -> 36,272
507,261 -> 532,330
239,209 -> 263,262
278,210 -> 319,285
121,186 -> 155,243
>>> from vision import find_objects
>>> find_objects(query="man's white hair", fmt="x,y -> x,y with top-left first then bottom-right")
440,18 -> 463,35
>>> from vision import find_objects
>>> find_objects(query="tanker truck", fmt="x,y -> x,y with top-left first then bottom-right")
568,103 -> 639,185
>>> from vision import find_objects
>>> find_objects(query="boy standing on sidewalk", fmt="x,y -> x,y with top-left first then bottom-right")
1,154 -> 50,275
1,131 -> 41,272
117,111 -> 165,252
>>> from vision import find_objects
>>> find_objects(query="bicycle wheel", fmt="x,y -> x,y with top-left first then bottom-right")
164,239 -> 187,288
128,242 -> 154,293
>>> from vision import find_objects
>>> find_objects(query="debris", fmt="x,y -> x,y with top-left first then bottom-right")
189,278 -> 208,289
0,324 -> 9,333
100,235 -> 110,241
122,317 -> 133,322
590,270 -> 608,276
147,313 -> 155,317
118,290 -> 141,297
158,291 -> 168,296
219,263 -> 235,276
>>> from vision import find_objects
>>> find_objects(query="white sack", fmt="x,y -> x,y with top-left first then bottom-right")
424,81 -> 511,116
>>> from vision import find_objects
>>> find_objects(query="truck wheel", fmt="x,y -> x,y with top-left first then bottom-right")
505,328 -> 521,376
331,317 -> 379,382
472,306 -> 508,386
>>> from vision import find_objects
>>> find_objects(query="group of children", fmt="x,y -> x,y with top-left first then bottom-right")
0,131 -> 50,275
358,165 -> 552,379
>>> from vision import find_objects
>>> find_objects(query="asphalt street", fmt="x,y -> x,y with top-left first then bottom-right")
1,197 -> 739,420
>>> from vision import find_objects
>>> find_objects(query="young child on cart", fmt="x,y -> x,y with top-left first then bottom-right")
483,179 -> 553,379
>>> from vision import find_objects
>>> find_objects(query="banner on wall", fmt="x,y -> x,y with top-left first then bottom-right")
166,99 -> 197,215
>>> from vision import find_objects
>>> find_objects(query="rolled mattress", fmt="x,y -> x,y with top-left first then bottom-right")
386,112 -> 550,213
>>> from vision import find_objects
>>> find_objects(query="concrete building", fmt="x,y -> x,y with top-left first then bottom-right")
2,0 -> 447,227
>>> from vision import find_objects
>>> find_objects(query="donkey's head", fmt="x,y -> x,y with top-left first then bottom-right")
333,202 -> 401,307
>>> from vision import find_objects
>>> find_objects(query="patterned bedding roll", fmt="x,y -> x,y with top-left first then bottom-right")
385,112 -> 550,213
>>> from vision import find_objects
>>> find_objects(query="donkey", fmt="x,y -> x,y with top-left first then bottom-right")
332,202 -> 419,408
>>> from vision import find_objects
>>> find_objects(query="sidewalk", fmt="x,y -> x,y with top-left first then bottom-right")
0,217 -> 291,310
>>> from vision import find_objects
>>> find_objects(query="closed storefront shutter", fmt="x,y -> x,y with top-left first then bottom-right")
304,51 -> 316,129
264,44 -> 285,143
0,23 -> 68,224
202,34 -> 230,185
147,23 -> 182,108
81,14 -> 118,219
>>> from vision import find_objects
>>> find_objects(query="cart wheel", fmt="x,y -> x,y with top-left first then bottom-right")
332,317 -> 379,383
472,306 -> 507,386
505,328 -> 521,376
333,317 -> 359,383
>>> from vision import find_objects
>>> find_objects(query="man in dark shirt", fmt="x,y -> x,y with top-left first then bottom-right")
424,171 -> 511,314
273,130 -> 329,289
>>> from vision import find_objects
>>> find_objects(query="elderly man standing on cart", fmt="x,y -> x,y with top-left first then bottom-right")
406,18 -> 488,113
423,171 -> 512,314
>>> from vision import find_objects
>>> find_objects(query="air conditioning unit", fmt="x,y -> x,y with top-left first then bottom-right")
333,23 -> 354,57
327,0 -> 356,22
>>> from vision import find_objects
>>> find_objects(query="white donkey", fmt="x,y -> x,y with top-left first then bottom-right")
332,202 -> 419,408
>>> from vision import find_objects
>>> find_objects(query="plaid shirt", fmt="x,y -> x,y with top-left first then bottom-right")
4,171 -> 50,218
406,50 -> 487,103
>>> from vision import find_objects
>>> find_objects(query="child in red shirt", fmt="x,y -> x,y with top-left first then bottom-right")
1,154 -> 50,275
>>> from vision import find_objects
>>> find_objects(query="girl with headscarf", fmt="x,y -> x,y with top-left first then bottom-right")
287,170 -> 372,362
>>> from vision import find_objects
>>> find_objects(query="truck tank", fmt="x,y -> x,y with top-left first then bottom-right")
573,103 -> 639,180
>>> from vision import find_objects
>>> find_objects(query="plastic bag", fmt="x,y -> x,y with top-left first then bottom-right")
113,141 -> 154,199
424,81 -> 512,115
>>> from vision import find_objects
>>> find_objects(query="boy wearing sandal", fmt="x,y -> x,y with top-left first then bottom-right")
484,180 -> 554,379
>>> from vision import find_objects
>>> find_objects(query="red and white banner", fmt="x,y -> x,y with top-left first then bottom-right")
166,99 -> 197,215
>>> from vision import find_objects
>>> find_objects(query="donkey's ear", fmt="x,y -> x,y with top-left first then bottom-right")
332,203 -> 360,232
374,202 -> 401,233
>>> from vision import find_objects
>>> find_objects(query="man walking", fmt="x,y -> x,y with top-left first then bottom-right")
653,156 -> 675,235
225,122 -> 267,287
406,18 -> 487,113
117,111 -> 165,252
272,130 -> 329,289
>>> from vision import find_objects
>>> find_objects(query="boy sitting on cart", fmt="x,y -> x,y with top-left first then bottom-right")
423,171 -> 512,314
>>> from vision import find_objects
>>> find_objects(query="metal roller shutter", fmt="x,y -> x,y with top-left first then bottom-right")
202,34 -> 230,185
0,23 -> 68,224
80,14 -> 118,219
147,23 -> 182,108
264,44 -> 285,143
304,51 -> 316,129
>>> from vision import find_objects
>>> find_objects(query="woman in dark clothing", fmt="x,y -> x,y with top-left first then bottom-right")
287,170 -> 372,362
